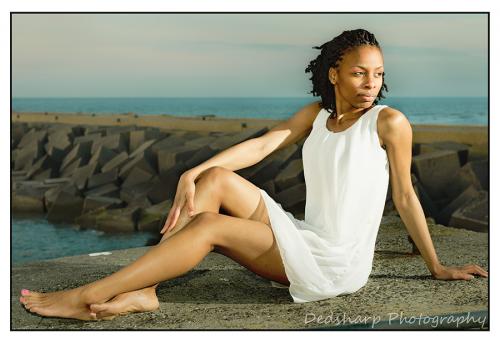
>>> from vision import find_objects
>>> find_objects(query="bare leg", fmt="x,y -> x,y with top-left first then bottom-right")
20,216 -> 213,320
85,207 -> 205,319
20,211 -> 288,320
89,167 -> 273,319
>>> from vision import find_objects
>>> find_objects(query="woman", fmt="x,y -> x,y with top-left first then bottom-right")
19,29 -> 488,320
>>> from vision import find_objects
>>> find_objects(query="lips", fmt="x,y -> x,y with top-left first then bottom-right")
359,94 -> 375,101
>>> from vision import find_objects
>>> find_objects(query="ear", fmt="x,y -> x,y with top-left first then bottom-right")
328,67 -> 337,84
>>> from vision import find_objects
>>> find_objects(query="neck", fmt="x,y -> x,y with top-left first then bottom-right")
332,102 -> 373,122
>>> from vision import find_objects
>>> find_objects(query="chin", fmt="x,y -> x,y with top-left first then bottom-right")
357,101 -> 374,107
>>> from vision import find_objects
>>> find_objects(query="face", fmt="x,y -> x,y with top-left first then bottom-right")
328,45 -> 384,111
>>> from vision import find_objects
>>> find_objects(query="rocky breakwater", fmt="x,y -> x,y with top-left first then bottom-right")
11,120 -> 488,246
11,121 -> 301,243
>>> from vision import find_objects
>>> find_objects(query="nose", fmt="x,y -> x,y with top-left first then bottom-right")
364,75 -> 377,89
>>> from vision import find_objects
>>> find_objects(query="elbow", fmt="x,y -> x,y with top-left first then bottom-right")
392,191 -> 415,209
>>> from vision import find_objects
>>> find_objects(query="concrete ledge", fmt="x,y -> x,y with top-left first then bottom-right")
11,216 -> 488,330
12,111 -> 488,155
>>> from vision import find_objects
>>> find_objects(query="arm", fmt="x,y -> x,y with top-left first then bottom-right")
186,137 -> 268,181
186,101 -> 321,180
379,107 -> 488,280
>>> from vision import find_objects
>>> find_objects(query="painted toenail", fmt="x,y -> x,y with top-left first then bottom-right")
21,289 -> 30,295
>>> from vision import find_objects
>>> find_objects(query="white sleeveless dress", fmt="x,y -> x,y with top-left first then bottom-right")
259,104 -> 390,303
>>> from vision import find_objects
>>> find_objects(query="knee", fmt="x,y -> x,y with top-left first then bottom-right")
197,166 -> 230,190
189,211 -> 221,249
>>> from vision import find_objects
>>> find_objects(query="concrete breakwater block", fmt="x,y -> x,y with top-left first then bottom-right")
121,166 -> 155,188
444,160 -> 488,200
260,179 -> 277,199
12,187 -> 46,213
46,184 -> 84,223
184,135 -> 217,147
90,132 -> 129,155
60,141 -> 92,172
146,169 -> 183,204
413,180 -> 440,219
416,141 -> 470,166
150,133 -> 186,154
44,144 -> 71,171
208,127 -> 268,150
84,183 -> 121,198
411,150 -> 462,201
449,191 -> 488,233
157,145 -> 201,174
239,143 -> 299,182
88,146 -> 119,172
101,151 -> 129,173
248,144 -> 300,185
119,180 -> 157,204
43,177 -> 72,185
87,169 -> 118,189
74,207 -> 106,229
275,183 -> 306,213
26,155 -> 54,179
71,161 -> 98,191
129,139 -> 156,159
119,151 -> 157,179
16,127 -> 48,150
274,158 -> 305,192
14,140 -> 45,171
137,199 -> 172,233
43,184 -> 68,211
82,195 -> 124,214
45,128 -> 72,155
95,206 -> 141,233
128,129 -> 166,153
184,145 -> 218,170
74,132 -> 103,145
59,157 -> 83,177
11,122 -> 29,149
13,180 -> 65,213
436,185 -> 481,225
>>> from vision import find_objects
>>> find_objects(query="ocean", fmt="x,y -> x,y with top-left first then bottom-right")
12,214 -> 156,265
12,96 -> 488,125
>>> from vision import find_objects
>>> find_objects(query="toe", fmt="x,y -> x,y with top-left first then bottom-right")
91,304 -> 117,319
90,303 -> 107,313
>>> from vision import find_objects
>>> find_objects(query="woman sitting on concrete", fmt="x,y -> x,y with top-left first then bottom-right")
19,28 -> 488,320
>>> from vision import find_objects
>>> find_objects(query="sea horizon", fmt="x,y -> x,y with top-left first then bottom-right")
11,96 -> 488,125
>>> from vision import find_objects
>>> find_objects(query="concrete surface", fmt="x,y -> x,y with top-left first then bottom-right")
11,215 -> 488,330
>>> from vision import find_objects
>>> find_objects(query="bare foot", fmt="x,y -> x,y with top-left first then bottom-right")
19,287 -> 97,320
89,287 -> 159,320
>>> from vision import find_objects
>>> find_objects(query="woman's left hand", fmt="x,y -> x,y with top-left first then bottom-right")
431,264 -> 488,281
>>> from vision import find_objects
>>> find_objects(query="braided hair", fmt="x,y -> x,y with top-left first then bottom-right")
305,29 -> 389,118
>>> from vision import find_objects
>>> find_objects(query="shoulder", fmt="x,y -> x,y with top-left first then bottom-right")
288,100 -> 323,128
378,106 -> 413,145
302,101 -> 323,120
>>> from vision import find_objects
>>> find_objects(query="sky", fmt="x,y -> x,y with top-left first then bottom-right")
11,13 -> 488,98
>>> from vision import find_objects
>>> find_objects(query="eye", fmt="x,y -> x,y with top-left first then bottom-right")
353,72 -> 364,76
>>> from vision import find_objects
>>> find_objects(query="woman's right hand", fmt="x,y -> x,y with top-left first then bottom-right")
160,172 -> 197,234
